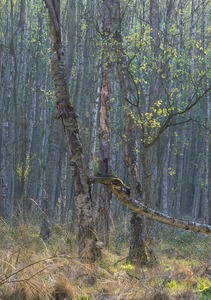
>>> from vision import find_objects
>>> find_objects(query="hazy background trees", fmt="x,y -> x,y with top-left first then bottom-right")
0,0 -> 211,248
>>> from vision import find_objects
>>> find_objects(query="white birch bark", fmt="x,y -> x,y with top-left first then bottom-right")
44,0 -> 101,261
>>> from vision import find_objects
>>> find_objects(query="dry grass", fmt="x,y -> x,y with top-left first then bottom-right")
0,222 -> 210,299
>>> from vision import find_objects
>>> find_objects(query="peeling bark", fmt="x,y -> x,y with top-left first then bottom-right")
91,176 -> 211,235
44,0 -> 101,262
96,0 -> 115,245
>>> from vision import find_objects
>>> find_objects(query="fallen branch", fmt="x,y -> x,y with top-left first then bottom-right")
90,175 -> 211,235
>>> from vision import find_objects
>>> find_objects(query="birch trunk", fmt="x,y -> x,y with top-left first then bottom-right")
114,1 -> 149,265
65,0 -> 76,85
97,66 -> 112,245
161,140 -> 170,215
96,0 -> 116,245
44,0 -> 101,261
202,0 -> 209,224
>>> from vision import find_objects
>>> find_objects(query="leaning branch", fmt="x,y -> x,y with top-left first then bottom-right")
90,176 -> 211,235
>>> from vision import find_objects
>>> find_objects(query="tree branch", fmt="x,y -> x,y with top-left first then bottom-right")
90,176 -> 211,235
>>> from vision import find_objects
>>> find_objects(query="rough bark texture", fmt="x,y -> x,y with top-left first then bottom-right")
44,0 -> 101,262
97,4 -> 113,244
91,176 -> 211,235
99,69 -> 112,175
65,0 -> 76,84
202,0 -> 210,224
114,1 -> 149,265
124,117 -> 149,265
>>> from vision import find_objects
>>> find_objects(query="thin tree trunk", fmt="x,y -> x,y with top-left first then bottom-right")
10,0 -> 20,218
0,120 -> 9,219
73,0 -> 84,113
65,0 -> 76,85
161,140 -> 170,215
88,77 -> 100,176
97,67 -> 112,245
96,0 -> 114,245
114,1 -> 149,265
192,146 -> 202,221
202,0 -> 209,224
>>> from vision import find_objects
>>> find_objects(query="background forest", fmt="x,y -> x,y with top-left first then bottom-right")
1,0 -> 211,299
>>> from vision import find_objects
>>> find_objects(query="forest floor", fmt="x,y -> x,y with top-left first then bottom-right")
0,221 -> 211,300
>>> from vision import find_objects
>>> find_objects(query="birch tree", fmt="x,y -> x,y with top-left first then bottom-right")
43,0 -> 101,262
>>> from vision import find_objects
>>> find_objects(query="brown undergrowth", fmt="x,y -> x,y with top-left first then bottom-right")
0,222 -> 211,300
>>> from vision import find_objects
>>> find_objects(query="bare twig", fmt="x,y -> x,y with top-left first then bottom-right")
0,255 -> 56,286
